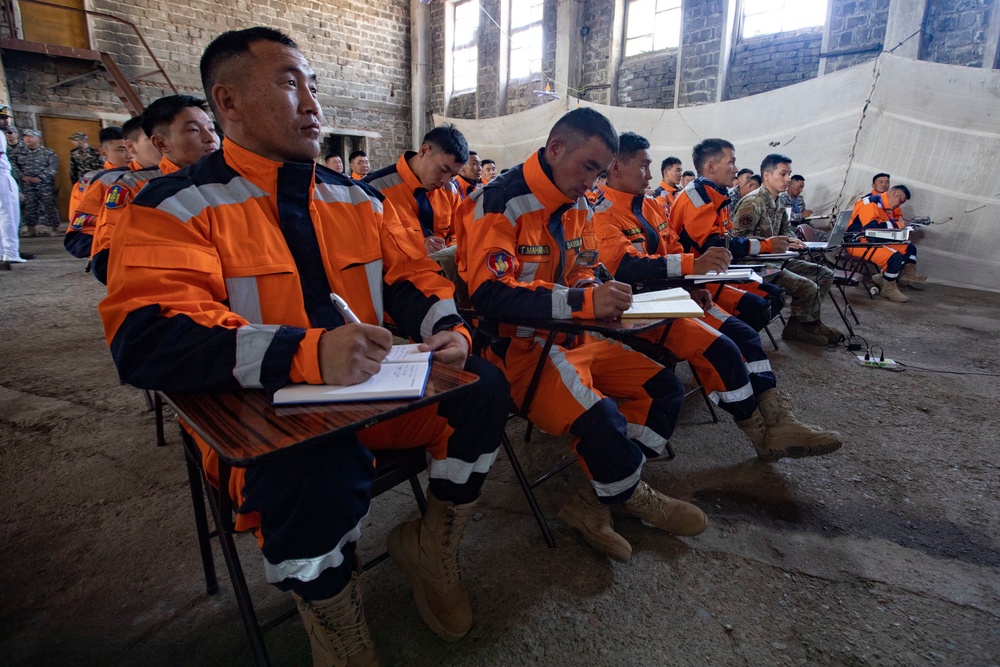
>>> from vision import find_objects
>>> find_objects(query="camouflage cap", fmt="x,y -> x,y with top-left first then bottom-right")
23,129 -> 41,137
69,131 -> 88,141
0,104 -> 10,116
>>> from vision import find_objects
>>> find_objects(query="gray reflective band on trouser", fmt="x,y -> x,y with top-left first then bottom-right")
262,515 -> 365,584
234,324 -> 281,388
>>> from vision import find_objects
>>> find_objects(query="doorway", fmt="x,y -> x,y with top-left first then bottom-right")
38,116 -> 103,223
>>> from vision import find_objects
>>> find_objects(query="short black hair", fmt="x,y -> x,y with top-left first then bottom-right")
760,153 -> 791,174
682,170 -> 695,178
692,138 -> 734,174
98,126 -> 123,144
889,184 -> 911,200
467,150 -> 477,156
737,167 -> 754,178
660,157 -> 682,174
617,131 -> 650,159
873,172 -> 890,184
548,107 -> 618,154
422,124 -> 469,163
481,158 -> 495,166
349,150 -> 367,162
142,95 -> 210,137
748,174 -> 762,187
200,27 -> 297,110
122,115 -> 145,142
790,174 -> 805,183
324,152 -> 341,161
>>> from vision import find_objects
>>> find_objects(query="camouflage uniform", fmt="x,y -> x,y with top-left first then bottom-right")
7,139 -> 26,186
14,142 -> 60,234
777,191 -> 807,224
69,145 -> 103,184
732,187 -> 832,324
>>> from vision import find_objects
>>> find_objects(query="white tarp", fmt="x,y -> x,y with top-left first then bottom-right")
435,54 -> 1000,292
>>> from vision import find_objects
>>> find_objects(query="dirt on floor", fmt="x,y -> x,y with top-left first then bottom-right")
2,235 -> 999,667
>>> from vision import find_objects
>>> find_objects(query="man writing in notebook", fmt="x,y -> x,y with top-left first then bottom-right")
99,27 -> 509,666
593,132 -> 841,461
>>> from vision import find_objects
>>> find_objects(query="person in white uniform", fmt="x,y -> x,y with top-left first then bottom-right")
0,105 -> 23,263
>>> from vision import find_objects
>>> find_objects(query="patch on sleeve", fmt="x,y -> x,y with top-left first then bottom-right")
104,184 -> 130,210
486,250 -> 515,278
575,249 -> 599,267
738,215 -> 753,227
70,213 -> 90,230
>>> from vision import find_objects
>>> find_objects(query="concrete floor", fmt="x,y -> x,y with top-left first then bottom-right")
2,235 -> 999,667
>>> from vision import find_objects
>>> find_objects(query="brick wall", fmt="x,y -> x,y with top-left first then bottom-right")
2,0 -> 413,169
617,51 -> 678,108
921,0 -> 996,68
726,27 -> 822,100
824,0 -> 890,73
579,0 -> 614,104
477,0 -> 502,117
447,91 -> 477,119
678,0 -> 724,106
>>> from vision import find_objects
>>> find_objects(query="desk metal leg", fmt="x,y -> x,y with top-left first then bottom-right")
520,331 -> 558,444
501,430 -> 556,547
154,392 -> 166,446
182,444 -> 219,596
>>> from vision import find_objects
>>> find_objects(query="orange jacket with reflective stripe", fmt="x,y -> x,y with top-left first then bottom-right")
68,159 -> 115,219
850,192 -> 895,236
592,185 -> 695,282
669,177 -> 773,259
458,149 -> 599,333
98,139 -> 466,393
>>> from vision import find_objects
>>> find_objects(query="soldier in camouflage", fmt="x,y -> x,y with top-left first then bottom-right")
5,126 -> 26,186
69,132 -> 104,184
14,130 -> 60,237
732,153 -> 841,346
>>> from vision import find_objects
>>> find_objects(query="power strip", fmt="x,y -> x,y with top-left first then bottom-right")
856,355 -> 898,369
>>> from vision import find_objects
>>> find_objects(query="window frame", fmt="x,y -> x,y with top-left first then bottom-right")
623,0 -> 683,59
507,0 -> 544,81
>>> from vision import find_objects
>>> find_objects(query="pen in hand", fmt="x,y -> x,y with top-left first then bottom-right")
330,293 -> 362,324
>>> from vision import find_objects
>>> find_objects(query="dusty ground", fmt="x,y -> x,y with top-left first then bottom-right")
2,235 -> 999,667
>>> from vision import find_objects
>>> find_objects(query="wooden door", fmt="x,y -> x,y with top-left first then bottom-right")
20,0 -> 89,49
38,116 -> 102,223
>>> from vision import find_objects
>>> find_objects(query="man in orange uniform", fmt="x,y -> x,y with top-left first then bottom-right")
454,149 -> 482,200
63,126 -> 131,258
668,138 -> 788,335
459,108 -> 706,563
91,95 -> 218,284
593,132 -> 841,460
652,156 -> 682,217
848,185 -> 924,302
480,158 -> 496,184
349,149 -> 370,180
99,28 -> 508,665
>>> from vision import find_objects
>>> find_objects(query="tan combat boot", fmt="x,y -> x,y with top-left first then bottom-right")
386,492 -> 475,642
874,274 -> 908,302
623,481 -> 707,536
755,389 -> 842,461
557,487 -> 632,561
899,263 -> 927,290
292,570 -> 380,667
781,316 -> 828,346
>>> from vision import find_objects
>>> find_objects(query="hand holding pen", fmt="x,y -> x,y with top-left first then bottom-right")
316,293 -> 393,385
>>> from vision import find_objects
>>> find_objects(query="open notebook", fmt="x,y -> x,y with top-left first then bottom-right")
622,287 -> 705,318
272,344 -> 431,405
685,268 -> 763,284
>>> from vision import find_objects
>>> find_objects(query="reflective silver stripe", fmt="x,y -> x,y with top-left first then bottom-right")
504,193 -> 545,227
473,195 -> 487,221
884,269 -> 900,279
706,305 -> 730,323
262,515 -> 365,584
97,170 -> 126,185
594,198 -> 614,214
632,240 -> 646,252
684,182 -> 706,207
592,463 -> 644,499
666,254 -> 683,277
544,339 -> 602,411
233,324 -> 281,388
157,177 -> 269,223
710,381 -> 754,405
515,325 -> 535,338
425,450 -> 498,484
420,298 -> 459,341
226,277 -> 262,324
626,423 -> 667,456
745,359 -> 772,374
117,168 -> 161,188
364,259 -> 384,325
749,239 -> 761,255
550,284 -> 572,319
365,171 -> 404,192
519,262 -> 539,283
314,182 -> 354,204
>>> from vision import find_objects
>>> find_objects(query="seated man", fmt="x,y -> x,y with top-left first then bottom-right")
870,172 -> 907,225
64,126 -> 132,259
91,95 -> 219,284
324,153 -> 343,173
848,185 -> 924,301
98,27 -> 508,664
652,156 -> 682,217
727,167 -> 754,218
681,170 -> 695,187
668,138 -> 788,333
733,153 -> 842,345
594,132 -> 841,460
459,108 -> 706,563
364,125 -> 467,283
584,171 -> 607,208
454,149 -> 482,200
778,174 -> 812,223
480,157 -> 496,184
67,126 -> 130,221
349,149 -> 370,180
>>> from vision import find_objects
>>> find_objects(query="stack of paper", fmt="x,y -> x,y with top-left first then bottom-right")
622,288 -> 705,318
684,268 -> 763,284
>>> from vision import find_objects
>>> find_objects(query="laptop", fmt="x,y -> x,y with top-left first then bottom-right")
803,210 -> 850,249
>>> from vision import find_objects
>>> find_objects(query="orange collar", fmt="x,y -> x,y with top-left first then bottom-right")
103,160 -> 115,170
395,151 -> 425,191
523,150 -> 575,211
217,138 -> 311,191
602,184 -> 642,207
159,156 -> 181,175
351,171 -> 365,180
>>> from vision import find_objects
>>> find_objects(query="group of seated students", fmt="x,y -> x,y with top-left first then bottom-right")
84,26 -> 925,667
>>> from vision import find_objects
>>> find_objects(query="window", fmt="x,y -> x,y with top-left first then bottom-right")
742,0 -> 827,38
452,0 -> 479,93
624,0 -> 682,58
509,0 -> 543,80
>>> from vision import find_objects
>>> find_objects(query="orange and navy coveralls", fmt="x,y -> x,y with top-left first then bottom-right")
459,149 -> 684,504
90,157 -> 179,285
668,177 -> 785,331
98,139 -> 508,600
364,152 -> 464,247
67,159 -> 114,220
652,179 -> 680,217
64,161 -> 128,259
847,193 -> 917,281
593,185 -> 776,420
873,189 -> 904,224
454,174 -> 480,201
